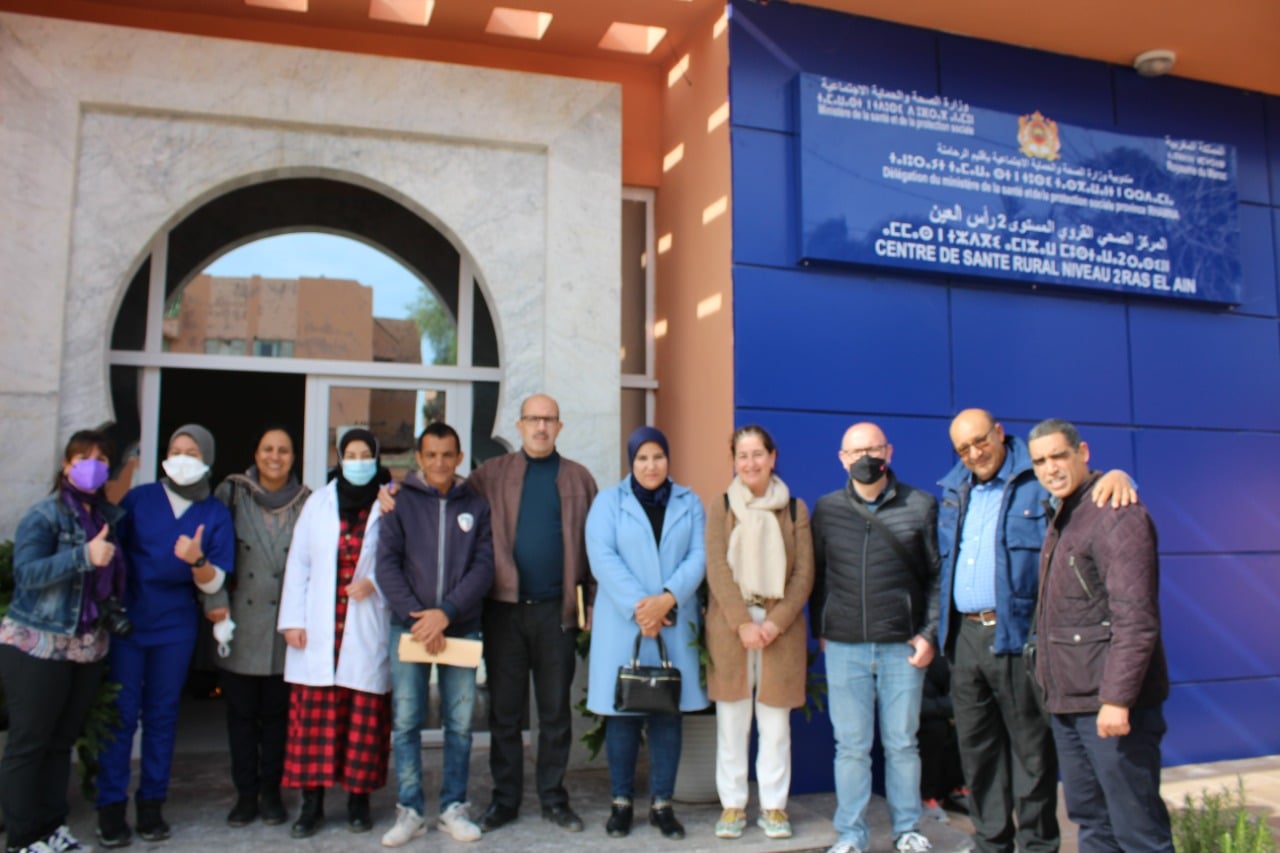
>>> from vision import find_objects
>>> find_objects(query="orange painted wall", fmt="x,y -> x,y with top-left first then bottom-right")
1,0 -> 664,187
653,6 -> 733,503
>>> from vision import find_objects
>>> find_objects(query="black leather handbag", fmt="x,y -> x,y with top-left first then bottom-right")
614,631 -> 682,715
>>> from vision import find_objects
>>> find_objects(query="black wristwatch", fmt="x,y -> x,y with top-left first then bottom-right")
191,556 -> 207,568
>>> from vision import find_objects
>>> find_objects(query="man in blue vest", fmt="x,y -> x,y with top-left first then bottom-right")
937,409 -> 1133,853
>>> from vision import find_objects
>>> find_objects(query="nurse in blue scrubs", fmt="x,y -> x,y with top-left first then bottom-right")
95,424 -> 235,849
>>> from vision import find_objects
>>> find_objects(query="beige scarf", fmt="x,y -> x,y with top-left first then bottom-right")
726,474 -> 790,600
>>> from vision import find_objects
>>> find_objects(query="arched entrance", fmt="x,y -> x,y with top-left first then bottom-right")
108,176 -> 506,486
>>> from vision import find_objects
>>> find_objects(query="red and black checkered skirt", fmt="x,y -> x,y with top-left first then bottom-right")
281,510 -> 390,793
281,683 -> 390,793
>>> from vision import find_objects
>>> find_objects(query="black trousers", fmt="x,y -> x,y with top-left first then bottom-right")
0,644 -> 105,848
220,670 -> 289,796
482,599 -> 577,811
1051,706 -> 1173,853
918,716 -> 964,801
952,617 -> 1059,853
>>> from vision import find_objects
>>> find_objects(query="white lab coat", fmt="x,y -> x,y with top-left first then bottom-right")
278,481 -> 390,694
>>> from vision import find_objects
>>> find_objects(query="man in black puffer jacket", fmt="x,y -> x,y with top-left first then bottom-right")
812,421 -> 941,853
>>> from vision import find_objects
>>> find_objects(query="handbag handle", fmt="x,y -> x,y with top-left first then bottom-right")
630,630 -> 673,669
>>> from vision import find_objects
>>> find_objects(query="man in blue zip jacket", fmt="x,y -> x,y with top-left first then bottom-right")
937,409 -> 1133,853
376,422 -> 494,846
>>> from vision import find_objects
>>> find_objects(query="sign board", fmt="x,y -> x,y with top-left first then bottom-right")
796,73 -> 1242,304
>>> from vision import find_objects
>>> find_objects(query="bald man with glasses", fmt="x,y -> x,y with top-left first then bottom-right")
935,409 -> 1134,853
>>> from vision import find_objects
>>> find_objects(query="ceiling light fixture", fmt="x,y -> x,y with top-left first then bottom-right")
599,22 -> 667,55
486,7 -> 553,40
369,0 -> 434,26
245,0 -> 308,11
1133,49 -> 1176,77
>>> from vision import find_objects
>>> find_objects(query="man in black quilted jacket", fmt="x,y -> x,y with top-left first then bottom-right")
811,422 -> 941,853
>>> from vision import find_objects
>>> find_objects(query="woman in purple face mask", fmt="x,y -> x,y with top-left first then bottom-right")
0,430 -> 123,853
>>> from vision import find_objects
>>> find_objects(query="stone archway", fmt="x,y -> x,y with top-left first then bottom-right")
1,12 -> 621,531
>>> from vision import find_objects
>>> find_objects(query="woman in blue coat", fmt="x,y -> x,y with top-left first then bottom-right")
96,424 -> 235,848
585,426 -> 708,841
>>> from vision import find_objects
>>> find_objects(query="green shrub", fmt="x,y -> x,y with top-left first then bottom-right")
1173,778 -> 1275,853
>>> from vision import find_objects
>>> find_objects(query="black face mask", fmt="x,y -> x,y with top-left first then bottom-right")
849,455 -> 887,485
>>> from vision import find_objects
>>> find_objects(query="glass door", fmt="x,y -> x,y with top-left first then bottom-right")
303,376 -> 469,489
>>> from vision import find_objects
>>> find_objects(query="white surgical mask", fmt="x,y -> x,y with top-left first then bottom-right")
162,454 -> 209,486
212,615 -> 236,658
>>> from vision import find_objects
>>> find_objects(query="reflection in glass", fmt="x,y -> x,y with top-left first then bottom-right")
327,387 -> 447,484
165,233 -> 458,365
621,199 -> 648,375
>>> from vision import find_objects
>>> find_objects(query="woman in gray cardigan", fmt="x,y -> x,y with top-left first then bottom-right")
205,426 -> 310,829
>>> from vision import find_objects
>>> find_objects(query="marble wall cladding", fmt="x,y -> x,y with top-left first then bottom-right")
0,393 -> 63,536
0,12 -> 622,532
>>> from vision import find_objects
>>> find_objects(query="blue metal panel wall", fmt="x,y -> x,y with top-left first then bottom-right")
727,0 -> 1280,779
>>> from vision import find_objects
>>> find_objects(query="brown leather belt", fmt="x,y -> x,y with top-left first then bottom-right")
964,610 -> 997,626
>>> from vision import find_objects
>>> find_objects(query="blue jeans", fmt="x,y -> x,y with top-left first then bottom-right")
825,640 -> 926,849
389,625 -> 478,814
605,714 -> 682,801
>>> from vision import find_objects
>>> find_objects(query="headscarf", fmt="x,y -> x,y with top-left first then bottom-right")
335,427 -> 388,520
726,474 -> 790,600
162,423 -> 215,502
627,426 -> 672,509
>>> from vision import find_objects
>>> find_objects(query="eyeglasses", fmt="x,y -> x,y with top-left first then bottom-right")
840,443 -> 887,460
954,427 -> 997,457
520,415 -> 559,425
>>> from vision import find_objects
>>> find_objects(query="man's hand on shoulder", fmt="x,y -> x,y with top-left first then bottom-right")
1091,469 -> 1138,509
378,482 -> 400,514
1097,702 -> 1131,738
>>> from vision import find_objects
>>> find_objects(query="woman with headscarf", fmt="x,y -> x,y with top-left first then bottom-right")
585,426 -> 708,841
705,425 -> 814,842
96,424 -> 236,848
204,425 -> 311,829
278,428 -> 392,839
1,430 -> 124,853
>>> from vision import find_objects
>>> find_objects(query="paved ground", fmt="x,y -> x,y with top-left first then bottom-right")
19,695 -> 1280,852
44,745 -> 974,853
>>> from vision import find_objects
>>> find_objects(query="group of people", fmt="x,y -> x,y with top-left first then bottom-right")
0,396 -> 1172,853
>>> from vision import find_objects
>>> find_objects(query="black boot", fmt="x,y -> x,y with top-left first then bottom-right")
347,792 -> 372,833
290,788 -> 324,839
97,801 -> 133,849
135,798 -> 171,842
259,787 -> 288,826
227,792 -> 258,827
605,799 -> 633,838
649,803 -> 685,840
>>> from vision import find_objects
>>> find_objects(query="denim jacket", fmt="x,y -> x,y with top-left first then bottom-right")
10,493 -> 125,636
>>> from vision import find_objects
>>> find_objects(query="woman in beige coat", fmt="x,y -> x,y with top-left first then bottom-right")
705,425 -> 814,841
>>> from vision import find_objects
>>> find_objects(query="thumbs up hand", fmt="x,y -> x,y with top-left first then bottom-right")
174,523 -> 205,564
87,525 -> 115,568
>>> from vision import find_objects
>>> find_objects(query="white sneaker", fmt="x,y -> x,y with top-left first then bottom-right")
45,826 -> 88,853
381,804 -> 427,847
437,801 -> 482,842
828,843 -> 864,853
895,830 -> 933,853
